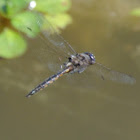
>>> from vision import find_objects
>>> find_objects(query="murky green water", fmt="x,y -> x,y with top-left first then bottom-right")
0,0 -> 140,140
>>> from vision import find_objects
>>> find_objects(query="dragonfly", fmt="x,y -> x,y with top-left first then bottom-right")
26,18 -> 136,98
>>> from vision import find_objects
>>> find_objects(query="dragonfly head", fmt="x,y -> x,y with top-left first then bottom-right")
84,52 -> 96,64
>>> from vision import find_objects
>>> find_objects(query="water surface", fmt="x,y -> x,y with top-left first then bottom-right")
0,0 -> 140,140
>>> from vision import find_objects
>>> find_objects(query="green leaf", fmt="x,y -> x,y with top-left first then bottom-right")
131,8 -> 140,16
0,28 -> 26,58
44,13 -> 72,33
34,0 -> 71,14
0,0 -> 29,18
11,11 -> 43,37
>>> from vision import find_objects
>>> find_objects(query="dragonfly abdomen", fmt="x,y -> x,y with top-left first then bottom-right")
26,68 -> 71,98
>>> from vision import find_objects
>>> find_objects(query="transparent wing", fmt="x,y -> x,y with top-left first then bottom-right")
26,13 -> 76,72
92,62 -> 136,85
27,13 -> 76,57
25,2 -> 76,57
41,18 -> 76,57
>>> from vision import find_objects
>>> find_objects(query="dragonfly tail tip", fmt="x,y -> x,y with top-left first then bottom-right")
26,90 -> 36,98
25,94 -> 31,98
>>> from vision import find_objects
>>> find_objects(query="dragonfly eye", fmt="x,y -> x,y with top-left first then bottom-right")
84,52 -> 95,62
90,54 -> 95,60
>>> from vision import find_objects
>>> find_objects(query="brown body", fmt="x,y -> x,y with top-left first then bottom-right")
26,53 -> 95,98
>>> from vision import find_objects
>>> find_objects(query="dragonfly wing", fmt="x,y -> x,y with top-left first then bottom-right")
27,13 -> 76,57
41,17 -> 76,57
92,63 -> 136,85
26,14 -> 76,72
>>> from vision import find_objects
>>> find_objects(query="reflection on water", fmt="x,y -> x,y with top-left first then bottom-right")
0,0 -> 140,140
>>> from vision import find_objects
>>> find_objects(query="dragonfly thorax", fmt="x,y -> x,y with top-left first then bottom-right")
65,52 -> 95,73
